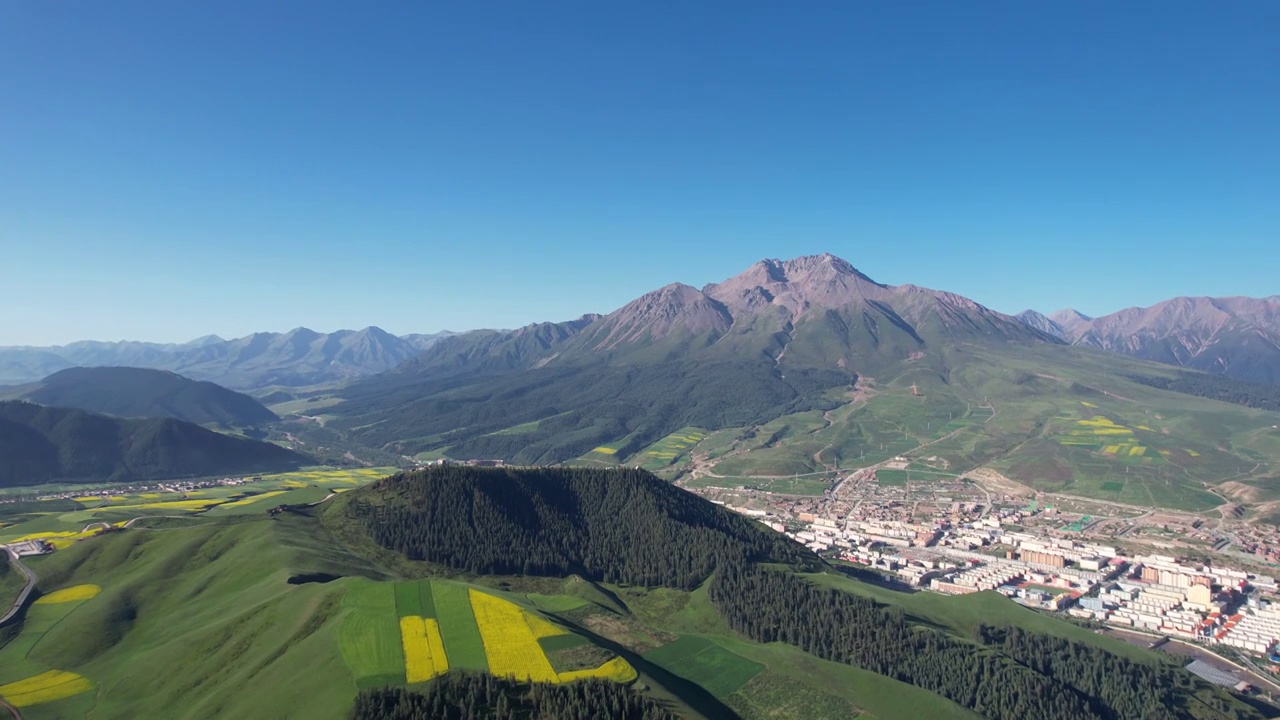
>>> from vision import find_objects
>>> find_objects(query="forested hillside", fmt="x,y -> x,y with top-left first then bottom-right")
334,465 -> 816,588
350,675 -> 675,720
709,560 -> 1261,720
0,400 -> 306,486
334,359 -> 846,463
1125,371 -> 1280,412
23,366 -> 278,427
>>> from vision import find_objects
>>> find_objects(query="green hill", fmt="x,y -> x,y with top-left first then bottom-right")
0,400 -> 305,487
328,466 -> 816,588
22,366 -> 278,428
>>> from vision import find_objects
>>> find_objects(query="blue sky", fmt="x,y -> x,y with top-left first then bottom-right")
1,2 -> 1275,345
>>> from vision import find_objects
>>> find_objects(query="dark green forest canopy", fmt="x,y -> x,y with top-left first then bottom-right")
330,360 -> 849,463
1126,372 -> 1280,412
709,560 -> 1263,720
335,465 -> 817,589
25,366 -> 279,427
349,674 -> 676,720
0,400 -> 304,487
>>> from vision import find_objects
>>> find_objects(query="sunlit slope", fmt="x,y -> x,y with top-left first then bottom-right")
663,344 -> 1280,511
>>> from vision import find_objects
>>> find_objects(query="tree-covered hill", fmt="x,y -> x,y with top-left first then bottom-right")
22,366 -> 278,427
331,465 -> 816,588
0,400 -> 306,486
350,675 -> 675,720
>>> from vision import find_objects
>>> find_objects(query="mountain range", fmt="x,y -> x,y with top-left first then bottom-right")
1017,297 -> 1280,385
0,327 -> 454,390
317,255 -> 1280,518
329,254 -> 1064,461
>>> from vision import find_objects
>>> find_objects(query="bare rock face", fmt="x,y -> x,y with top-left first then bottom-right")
583,283 -> 733,350
704,253 -> 894,316
1059,296 -> 1280,383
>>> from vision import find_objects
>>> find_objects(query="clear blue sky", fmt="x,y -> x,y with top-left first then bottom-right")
2,2 -> 1275,345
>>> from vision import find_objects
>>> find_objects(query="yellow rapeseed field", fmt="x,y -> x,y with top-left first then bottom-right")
72,496 -> 103,503
399,616 -> 448,682
524,612 -> 565,639
468,590 -> 638,684
217,491 -> 290,509
0,670 -> 93,708
470,590 -> 559,682
89,499 -> 214,512
559,656 -> 638,683
590,447 -> 618,455
35,584 -> 101,604
4,529 -> 100,549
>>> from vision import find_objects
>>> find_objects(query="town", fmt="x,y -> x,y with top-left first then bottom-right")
690,460 -> 1280,696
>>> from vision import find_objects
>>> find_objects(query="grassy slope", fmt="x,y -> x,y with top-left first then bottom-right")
7,513 -> 379,719
0,557 -> 25,614
3,500 -> 1261,719
653,344 -> 1280,510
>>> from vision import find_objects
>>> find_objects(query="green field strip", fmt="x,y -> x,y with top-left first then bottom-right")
394,581 -> 424,617
337,581 -> 405,685
430,582 -> 488,670
643,635 -> 765,698
417,581 -> 437,618
525,593 -> 589,612
538,633 -> 590,652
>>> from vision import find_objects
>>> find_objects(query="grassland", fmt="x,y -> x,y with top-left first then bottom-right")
662,344 -> 1280,512
643,635 -> 764,697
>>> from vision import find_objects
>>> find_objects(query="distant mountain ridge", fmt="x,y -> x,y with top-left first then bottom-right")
18,367 -> 277,428
1018,297 -> 1280,384
331,254 -> 1063,462
0,400 -> 305,487
0,327 -> 455,389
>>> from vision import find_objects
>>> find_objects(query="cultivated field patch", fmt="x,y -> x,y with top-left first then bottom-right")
399,616 -> 448,682
644,635 -> 764,698
431,582 -> 489,671
0,670 -> 94,708
339,579 -> 636,690
337,580 -> 406,688
35,584 -> 100,604
638,428 -> 708,470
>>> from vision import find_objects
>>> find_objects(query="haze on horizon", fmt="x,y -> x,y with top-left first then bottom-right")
1,2 -> 1275,346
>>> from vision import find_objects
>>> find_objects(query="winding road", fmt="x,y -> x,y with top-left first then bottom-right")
0,548 -> 37,628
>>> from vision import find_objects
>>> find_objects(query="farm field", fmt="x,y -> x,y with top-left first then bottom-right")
643,635 -> 764,698
0,467 -> 396,547
636,427 -> 708,471
336,578 -> 636,688
0,582 -> 102,714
